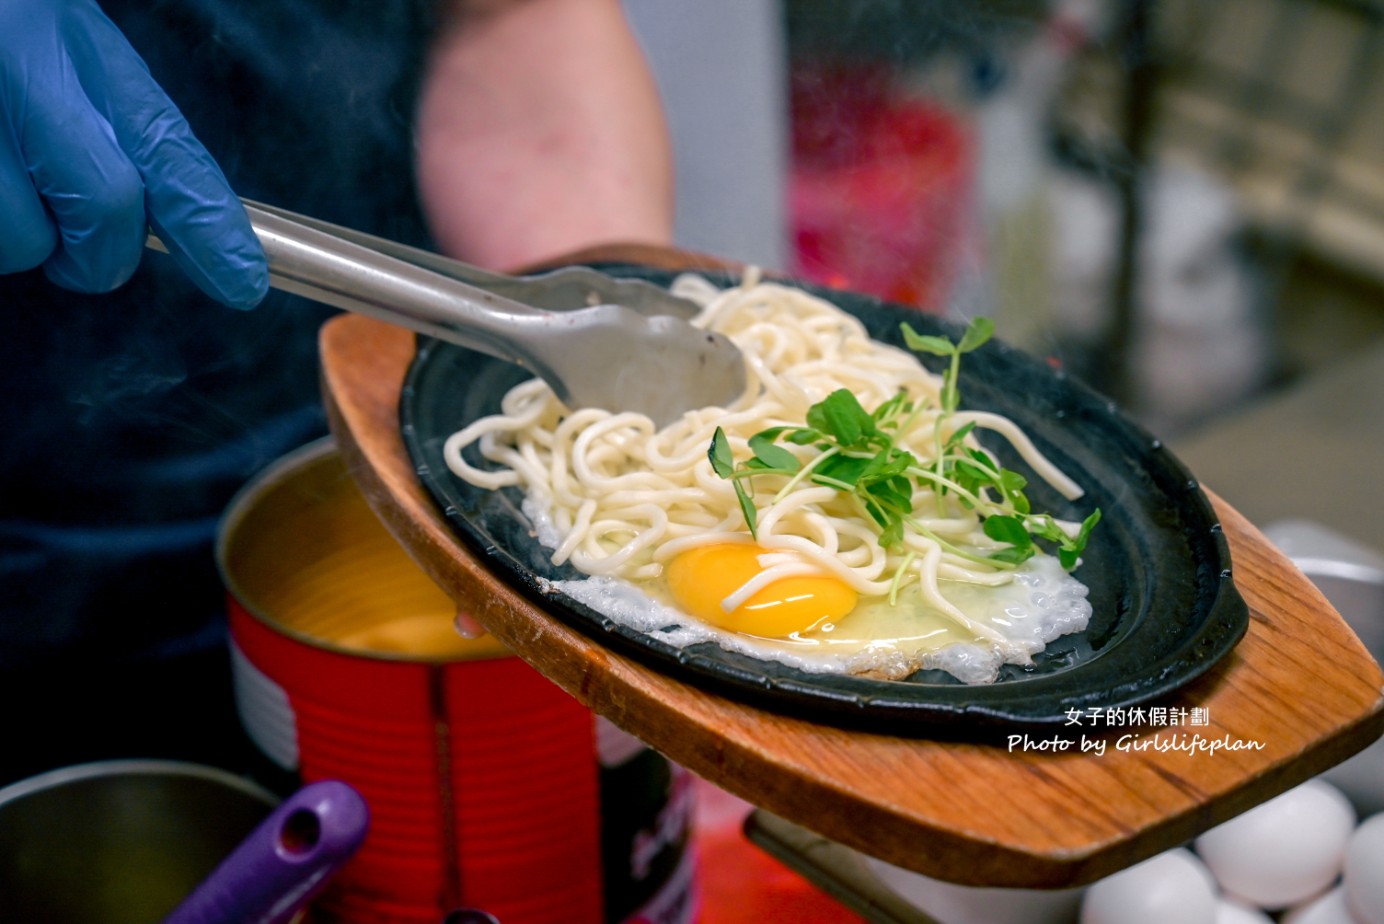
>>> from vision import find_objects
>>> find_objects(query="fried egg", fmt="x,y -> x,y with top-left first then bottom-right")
664,544 -> 857,637
530,500 -> 1091,684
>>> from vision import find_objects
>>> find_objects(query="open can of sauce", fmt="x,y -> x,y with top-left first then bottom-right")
217,438 -> 698,924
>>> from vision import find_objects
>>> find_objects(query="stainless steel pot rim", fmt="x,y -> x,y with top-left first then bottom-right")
0,758 -> 277,807
1292,557 -> 1384,586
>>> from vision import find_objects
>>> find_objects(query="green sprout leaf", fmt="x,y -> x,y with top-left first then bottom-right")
879,519 -> 905,549
734,483 -> 760,539
708,427 -> 735,478
814,453 -> 871,488
899,329 -> 955,356
956,316 -> 995,354
983,514 -> 1032,548
1059,509 -> 1103,570
711,427 -> 760,538
808,388 -> 875,447
748,432 -> 801,473
989,545 -> 1036,565
706,318 -> 1099,572
942,420 -> 977,451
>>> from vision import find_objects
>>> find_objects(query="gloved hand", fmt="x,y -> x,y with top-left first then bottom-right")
0,0 -> 268,309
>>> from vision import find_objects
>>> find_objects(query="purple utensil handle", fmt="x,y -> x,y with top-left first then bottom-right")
162,779 -> 369,924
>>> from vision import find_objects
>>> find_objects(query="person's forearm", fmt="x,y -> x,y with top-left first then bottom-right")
416,0 -> 673,271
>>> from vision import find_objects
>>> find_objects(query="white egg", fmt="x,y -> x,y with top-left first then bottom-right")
1079,848 -> 1218,924
1194,780 -> 1356,909
1217,898 -> 1274,923
1281,886 -> 1357,924
1344,813 -> 1384,924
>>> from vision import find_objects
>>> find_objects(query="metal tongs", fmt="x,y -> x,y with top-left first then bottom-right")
148,200 -> 746,426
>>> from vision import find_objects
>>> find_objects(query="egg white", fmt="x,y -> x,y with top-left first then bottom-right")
526,495 -> 1092,685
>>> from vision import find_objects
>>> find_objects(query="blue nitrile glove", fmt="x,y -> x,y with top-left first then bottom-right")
0,0 -> 268,308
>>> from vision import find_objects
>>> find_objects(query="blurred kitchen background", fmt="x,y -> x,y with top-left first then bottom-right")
628,0 -> 1384,552
627,6 -> 1384,921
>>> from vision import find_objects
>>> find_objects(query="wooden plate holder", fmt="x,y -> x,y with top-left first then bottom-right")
319,245 -> 1383,888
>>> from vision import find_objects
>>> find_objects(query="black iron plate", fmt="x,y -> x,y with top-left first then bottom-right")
400,267 -> 1248,734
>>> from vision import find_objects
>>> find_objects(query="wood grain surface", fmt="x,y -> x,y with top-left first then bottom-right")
317,246 -> 1384,889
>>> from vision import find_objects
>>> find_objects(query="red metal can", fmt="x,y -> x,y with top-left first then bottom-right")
218,439 -> 698,924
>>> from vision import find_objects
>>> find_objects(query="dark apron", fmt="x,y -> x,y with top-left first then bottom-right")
0,0 -> 433,781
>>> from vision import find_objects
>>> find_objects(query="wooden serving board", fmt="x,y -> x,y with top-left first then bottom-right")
318,246 -> 1383,889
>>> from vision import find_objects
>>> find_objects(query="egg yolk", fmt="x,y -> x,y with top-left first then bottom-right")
665,544 -> 858,637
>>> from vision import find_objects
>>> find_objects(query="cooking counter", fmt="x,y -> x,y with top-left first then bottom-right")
1171,341 -> 1384,553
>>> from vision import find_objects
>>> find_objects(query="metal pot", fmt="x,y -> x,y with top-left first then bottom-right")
1266,520 -> 1384,816
0,760 -> 279,923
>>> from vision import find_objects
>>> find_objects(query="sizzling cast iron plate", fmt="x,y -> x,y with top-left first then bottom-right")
400,268 -> 1248,733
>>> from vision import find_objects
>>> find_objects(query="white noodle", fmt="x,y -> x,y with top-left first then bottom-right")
443,275 -> 1087,642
